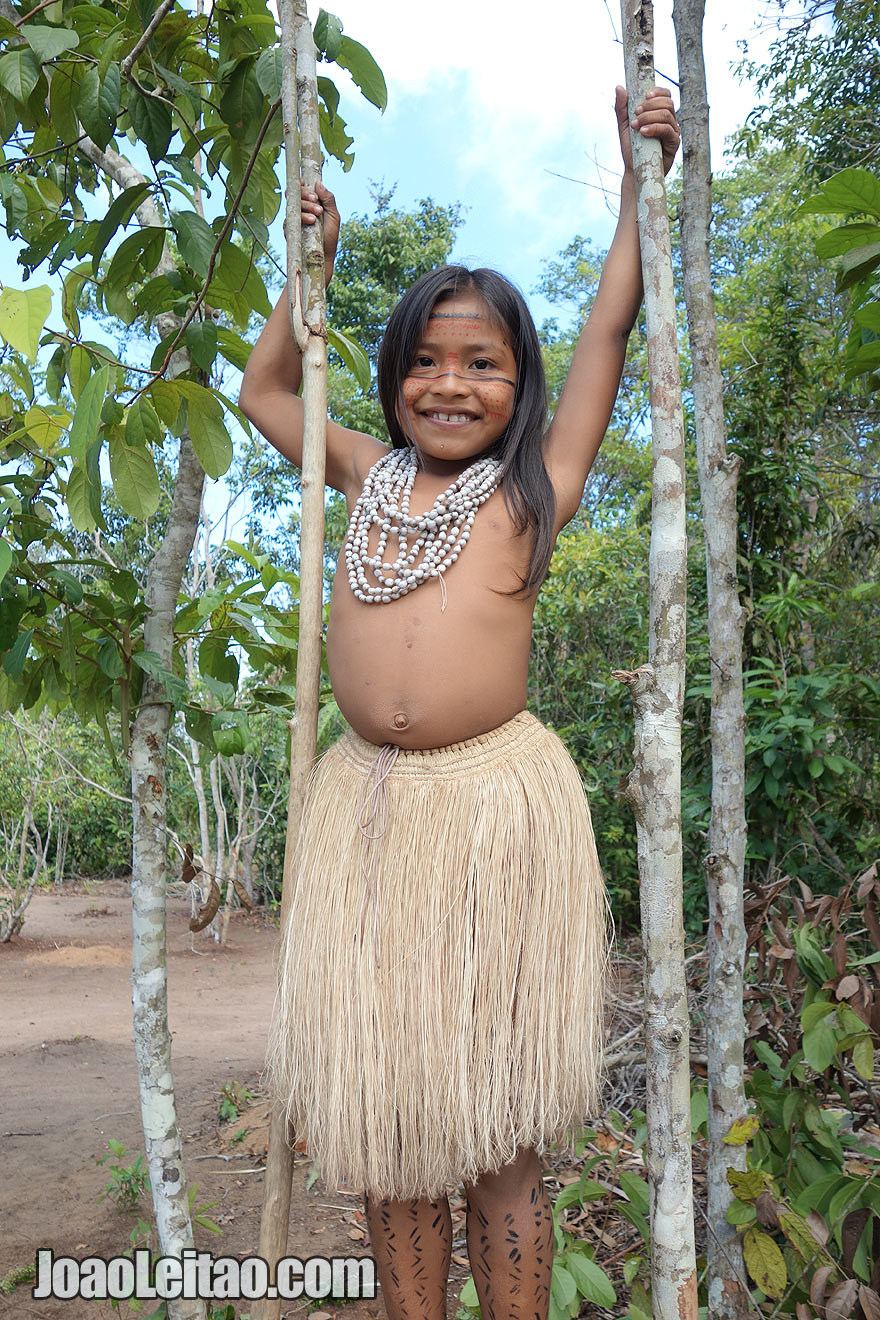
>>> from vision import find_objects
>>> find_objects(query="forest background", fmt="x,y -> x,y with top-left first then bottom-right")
1,0 -> 876,934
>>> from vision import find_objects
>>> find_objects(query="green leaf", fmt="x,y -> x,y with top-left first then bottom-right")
183,385 -> 232,478
21,24 -> 80,62
67,343 -> 92,401
854,303 -> 880,333
125,397 -> 162,449
24,403 -> 70,450
0,285 -> 52,362
77,64 -> 120,151
215,327 -> 251,372
212,710 -> 249,756
61,615 -> 76,679
105,226 -> 166,296
803,1017 -> 838,1073
318,92 -> 354,171
255,45 -> 282,100
618,1170 -> 649,1216
49,64 -> 79,142
327,325 -> 371,392
92,182 -> 154,274
565,1252 -> 616,1308
185,321 -> 218,372
0,538 -> 12,582
68,364 -> 108,464
213,240 -> 271,319
171,209 -> 215,279
0,47 -> 41,102
550,1262 -> 576,1310
128,91 -> 173,162
617,1199 -> 650,1243
149,380 -> 182,429
51,567 -> 83,605
219,61 -> 264,142
726,1198 -> 757,1226
109,433 -> 161,519
132,650 -> 188,706
743,1226 -> 786,1301
3,628 -> 33,680
690,1084 -> 709,1132
199,633 -> 239,688
314,9 -> 343,61
61,262 -> 89,337
816,221 -> 880,258
753,1041 -> 785,1080
853,1035 -> 875,1082
335,35 -> 387,111
66,464 -> 96,532
458,1276 -> 478,1309
837,241 -> 880,291
802,999 -> 836,1030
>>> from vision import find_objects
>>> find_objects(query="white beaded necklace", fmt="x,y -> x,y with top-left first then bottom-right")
345,446 -> 503,605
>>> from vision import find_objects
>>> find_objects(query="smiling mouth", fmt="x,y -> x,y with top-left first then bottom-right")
422,410 -> 475,425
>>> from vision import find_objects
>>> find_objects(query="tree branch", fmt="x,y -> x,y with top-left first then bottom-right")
120,0 -> 176,79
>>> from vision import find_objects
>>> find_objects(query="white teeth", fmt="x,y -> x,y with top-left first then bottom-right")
429,412 -> 470,423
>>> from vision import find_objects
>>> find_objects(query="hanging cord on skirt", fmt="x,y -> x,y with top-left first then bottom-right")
356,741 -> 400,971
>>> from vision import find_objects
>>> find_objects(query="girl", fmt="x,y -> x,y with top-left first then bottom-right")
240,86 -> 680,1320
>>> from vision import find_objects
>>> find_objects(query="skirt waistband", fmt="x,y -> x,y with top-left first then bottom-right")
336,709 -> 545,778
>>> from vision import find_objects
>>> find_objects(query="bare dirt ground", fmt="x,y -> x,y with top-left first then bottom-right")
1,883 -> 649,1320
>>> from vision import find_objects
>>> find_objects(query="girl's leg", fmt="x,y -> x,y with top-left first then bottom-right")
364,1191 -> 452,1320
463,1146 -> 554,1320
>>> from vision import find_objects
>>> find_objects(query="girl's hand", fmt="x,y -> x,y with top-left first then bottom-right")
615,85 -> 680,177
284,180 -> 341,284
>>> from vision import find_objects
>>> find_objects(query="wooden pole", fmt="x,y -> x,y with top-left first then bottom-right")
673,1 -> 749,1313
612,2 -> 698,1317
252,4 -> 327,1317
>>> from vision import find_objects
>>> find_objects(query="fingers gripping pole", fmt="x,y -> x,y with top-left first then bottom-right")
253,5 -> 327,1317
615,2 -> 698,1318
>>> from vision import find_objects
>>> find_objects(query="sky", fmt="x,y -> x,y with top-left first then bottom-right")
0,0 -> 801,327
304,0 -> 799,327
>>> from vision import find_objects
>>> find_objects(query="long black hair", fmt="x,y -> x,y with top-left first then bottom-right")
376,265 -> 556,597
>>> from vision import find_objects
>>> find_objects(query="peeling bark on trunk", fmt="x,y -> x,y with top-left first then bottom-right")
80,141 -> 207,1319
672,2 -> 749,1314
253,5 -> 327,1316
614,3 -> 697,1317
130,437 -> 205,1320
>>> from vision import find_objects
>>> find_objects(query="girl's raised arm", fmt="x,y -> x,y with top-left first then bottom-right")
543,87 -> 680,530
238,182 -> 386,498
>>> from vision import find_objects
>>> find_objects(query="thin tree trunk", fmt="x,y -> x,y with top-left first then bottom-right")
130,438 -> 205,1320
613,3 -> 697,1316
77,140 -> 208,1320
672,3 -> 749,1313
254,4 -> 327,1315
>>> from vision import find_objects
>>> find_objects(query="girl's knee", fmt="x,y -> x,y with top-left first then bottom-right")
463,1146 -> 542,1205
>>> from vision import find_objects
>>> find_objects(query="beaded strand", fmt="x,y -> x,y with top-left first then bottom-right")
345,447 -> 503,604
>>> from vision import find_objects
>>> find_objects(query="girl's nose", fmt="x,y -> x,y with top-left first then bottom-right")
434,363 -> 468,392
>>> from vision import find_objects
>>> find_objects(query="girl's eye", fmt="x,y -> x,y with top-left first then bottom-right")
471,358 -> 492,371
410,356 -> 434,371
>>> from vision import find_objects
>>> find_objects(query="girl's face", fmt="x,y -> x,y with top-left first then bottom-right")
399,291 -> 517,474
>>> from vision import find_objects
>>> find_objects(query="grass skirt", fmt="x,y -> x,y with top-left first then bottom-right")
266,709 -> 608,1202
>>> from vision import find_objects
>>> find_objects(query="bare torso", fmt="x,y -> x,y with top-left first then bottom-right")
327,454 -> 560,749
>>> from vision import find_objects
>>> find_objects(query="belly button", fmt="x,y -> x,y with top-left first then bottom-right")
392,712 -> 409,730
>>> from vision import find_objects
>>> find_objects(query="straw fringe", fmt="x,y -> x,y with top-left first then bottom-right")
266,710 -> 608,1202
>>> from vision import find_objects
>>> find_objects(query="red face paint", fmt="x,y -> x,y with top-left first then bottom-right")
398,294 -> 518,469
